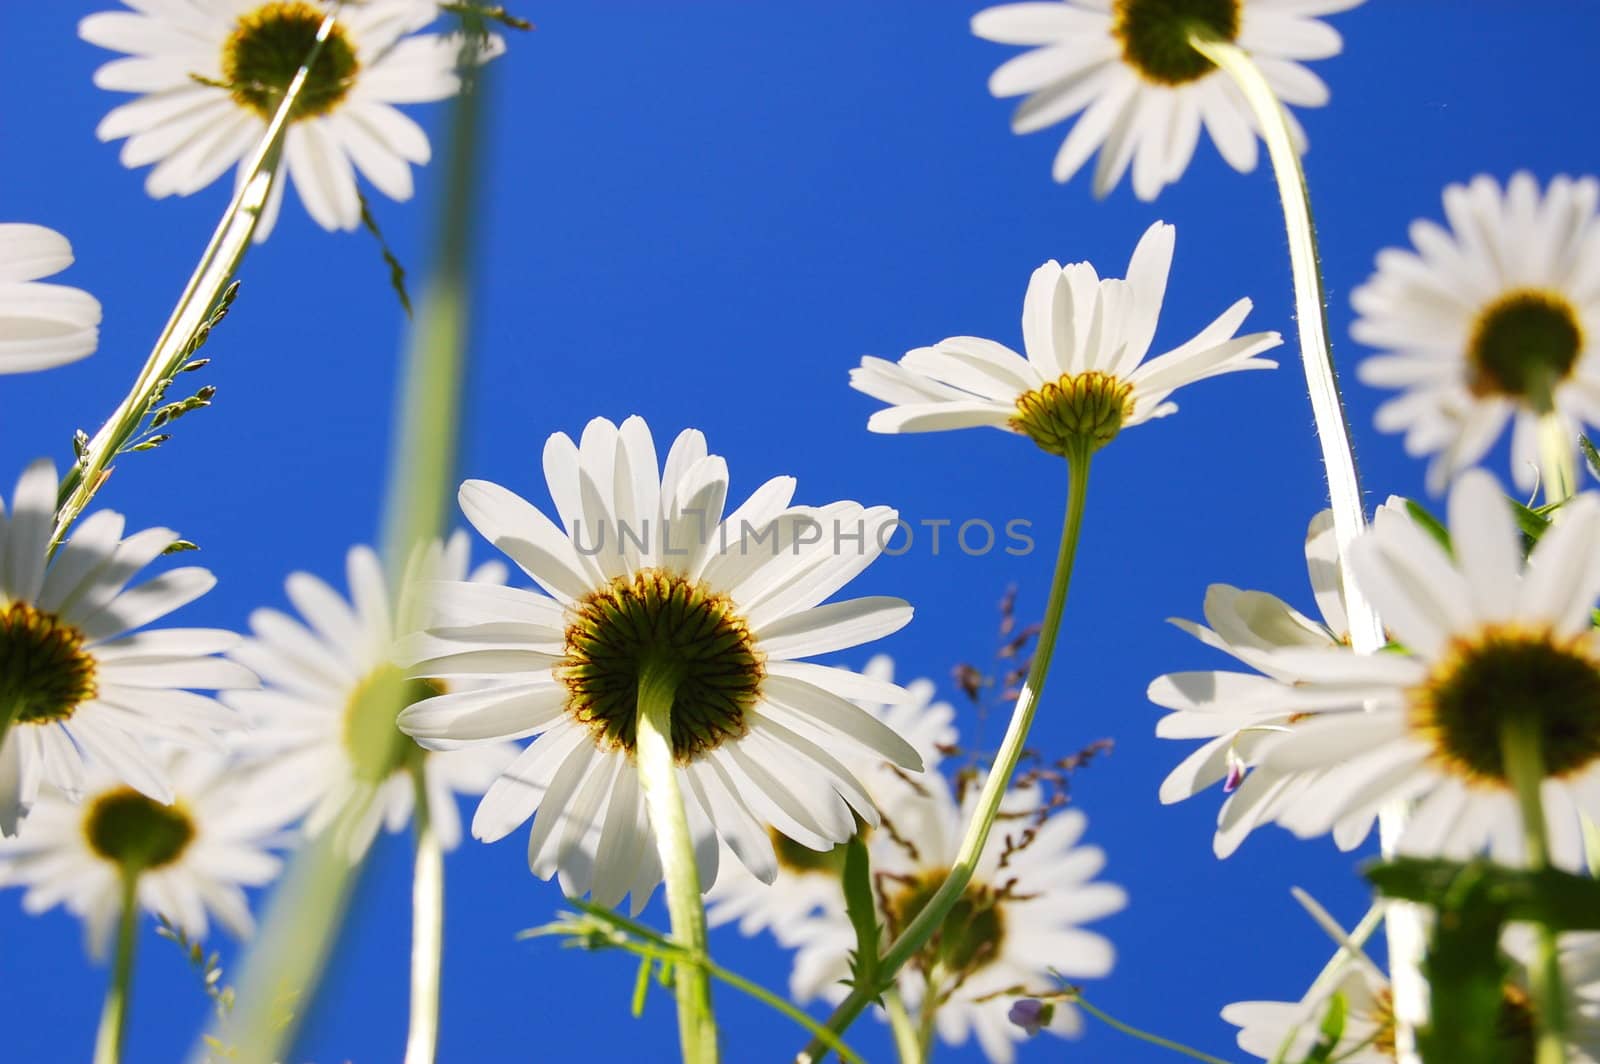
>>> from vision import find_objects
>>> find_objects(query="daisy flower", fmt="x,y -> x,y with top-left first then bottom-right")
0,459 -> 254,836
398,416 -> 923,912
1236,470 -> 1600,867
1150,507 -> 1401,857
785,774 -> 1126,1064
705,654 -> 956,939
0,750 -> 287,956
80,0 -> 500,240
971,0 -> 1361,200
1224,931 -> 1600,1062
850,221 -> 1280,456
1353,172 -> 1600,493
225,533 -> 518,861
0,224 -> 101,374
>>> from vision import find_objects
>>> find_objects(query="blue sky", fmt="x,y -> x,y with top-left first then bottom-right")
3,2 -> 1598,1062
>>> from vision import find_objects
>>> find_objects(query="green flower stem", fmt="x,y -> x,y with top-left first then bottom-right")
797,447 -> 1094,1062
1537,409 -> 1576,506
915,973 -> 941,1059
1188,30 -> 1427,1064
0,696 -> 22,792
1501,717 -> 1570,1064
1075,994 -> 1234,1064
93,872 -> 140,1064
883,987 -> 922,1064
403,763 -> 445,1064
50,3 -> 349,553
636,657 -> 718,1064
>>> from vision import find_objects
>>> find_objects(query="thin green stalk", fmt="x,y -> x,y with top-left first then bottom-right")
915,973 -> 941,1060
797,449 -> 1093,1062
1501,718 -> 1570,1064
1075,995 -> 1233,1064
636,658 -> 718,1063
93,872 -> 140,1064
883,987 -> 922,1064
1537,409 -> 1576,506
404,763 -> 445,1064
51,4 -> 347,552
1189,30 -> 1425,1064
0,697 -> 22,797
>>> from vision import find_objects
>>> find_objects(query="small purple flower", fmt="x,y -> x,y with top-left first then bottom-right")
1008,998 -> 1053,1036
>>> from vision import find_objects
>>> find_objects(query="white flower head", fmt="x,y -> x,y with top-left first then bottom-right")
0,225 -> 101,374
1353,172 -> 1600,493
80,0 -> 502,240
972,0 -> 1362,200
226,532 -> 517,861
785,774 -> 1126,1064
0,750 -> 286,957
398,416 -> 924,913
851,221 -> 1280,456
706,654 -> 956,940
1190,470 -> 1600,865
0,460 -> 255,837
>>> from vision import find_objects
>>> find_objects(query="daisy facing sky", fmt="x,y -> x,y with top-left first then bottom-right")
398,416 -> 925,913
0,460 -> 255,837
0,224 -> 101,375
226,534 -> 518,861
850,220 -> 1280,456
1353,172 -> 1600,493
80,0 -> 500,239
971,0 -> 1362,200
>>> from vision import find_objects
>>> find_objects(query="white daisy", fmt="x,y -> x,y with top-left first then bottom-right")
0,459 -> 255,837
80,0 -> 500,240
0,224 -> 101,374
971,0 -> 1361,200
0,750 -> 286,956
1150,507 -> 1397,857
1224,931 -> 1600,1062
785,774 -> 1126,1064
850,221 -> 1280,456
1353,173 -> 1600,493
225,533 -> 518,861
397,415 -> 924,913
705,654 -> 956,940
1227,470 -> 1600,867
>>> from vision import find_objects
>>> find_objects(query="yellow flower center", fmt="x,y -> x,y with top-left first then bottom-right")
560,570 -> 764,763
1010,371 -> 1134,456
84,788 -> 195,875
1466,289 -> 1585,408
1112,0 -> 1241,86
343,665 -> 442,784
221,1 -> 360,121
1410,625 -> 1600,787
0,602 -> 97,725
884,870 -> 1007,981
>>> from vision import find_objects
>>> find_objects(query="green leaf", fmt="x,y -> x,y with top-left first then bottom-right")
842,834 -> 880,994
1506,495 -> 1552,554
1404,499 -> 1452,554
1295,991 -> 1346,1064
1408,864 -> 1510,1064
1581,434 -> 1600,480
1367,856 -> 1600,931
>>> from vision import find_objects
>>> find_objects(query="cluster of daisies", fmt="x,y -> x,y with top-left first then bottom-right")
2,0 -> 1599,1061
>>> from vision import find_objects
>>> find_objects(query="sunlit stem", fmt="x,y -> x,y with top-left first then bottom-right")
50,3 -> 348,552
1537,409 -> 1576,507
0,697 -> 22,794
403,762 -> 445,1064
882,988 -> 922,1064
1188,30 -> 1426,1063
636,657 -> 718,1064
1501,718 -> 1570,1064
1074,994 -> 1233,1064
915,972 -> 941,1059
93,872 -> 140,1064
797,446 -> 1092,1062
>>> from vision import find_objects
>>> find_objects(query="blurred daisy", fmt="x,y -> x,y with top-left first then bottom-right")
0,751 -> 286,956
226,534 -> 518,861
1242,471 -> 1600,868
1225,931 -> 1600,1062
80,0 -> 500,239
786,774 -> 1125,1064
850,221 -> 1279,456
705,654 -> 956,939
399,416 -> 922,912
0,460 -> 253,836
1353,173 -> 1600,493
0,225 -> 101,374
1150,508 -> 1399,857
971,0 -> 1360,200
